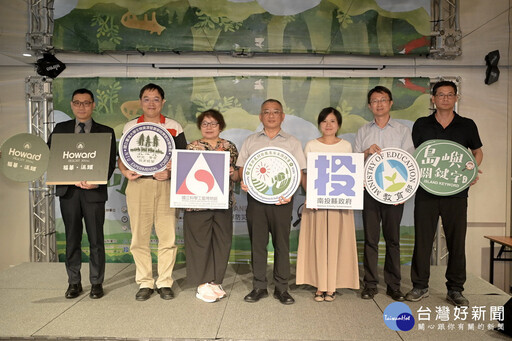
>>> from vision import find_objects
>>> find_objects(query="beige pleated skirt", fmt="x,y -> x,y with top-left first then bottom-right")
296,208 -> 360,292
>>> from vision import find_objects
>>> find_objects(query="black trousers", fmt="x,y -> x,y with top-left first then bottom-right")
59,187 -> 106,285
246,195 -> 293,292
362,191 -> 404,291
411,189 -> 467,291
183,209 -> 233,286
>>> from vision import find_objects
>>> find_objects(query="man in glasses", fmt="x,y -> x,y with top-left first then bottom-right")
406,80 -> 483,306
236,99 -> 306,305
47,88 -> 117,299
354,85 -> 414,302
118,83 -> 187,301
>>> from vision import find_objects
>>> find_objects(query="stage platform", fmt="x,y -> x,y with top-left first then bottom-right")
0,262 -> 510,340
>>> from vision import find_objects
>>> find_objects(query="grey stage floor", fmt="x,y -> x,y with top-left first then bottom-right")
0,262 -> 510,341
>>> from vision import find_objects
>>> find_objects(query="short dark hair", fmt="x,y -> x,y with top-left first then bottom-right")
432,80 -> 458,96
197,109 -> 226,131
261,99 -> 283,110
367,86 -> 393,104
72,88 -> 94,102
317,107 -> 342,128
139,83 -> 165,99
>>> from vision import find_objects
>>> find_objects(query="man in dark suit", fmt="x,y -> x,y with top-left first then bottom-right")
47,88 -> 117,299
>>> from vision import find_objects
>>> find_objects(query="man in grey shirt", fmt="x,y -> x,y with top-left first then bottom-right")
236,99 -> 306,305
354,86 -> 414,301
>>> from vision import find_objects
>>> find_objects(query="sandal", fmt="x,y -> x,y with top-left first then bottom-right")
314,292 -> 325,302
324,292 -> 336,302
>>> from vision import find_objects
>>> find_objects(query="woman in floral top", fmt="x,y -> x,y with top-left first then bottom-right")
183,109 -> 240,303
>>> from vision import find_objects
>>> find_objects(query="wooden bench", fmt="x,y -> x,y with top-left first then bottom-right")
484,236 -> 512,284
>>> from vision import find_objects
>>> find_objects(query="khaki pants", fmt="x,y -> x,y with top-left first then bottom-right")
126,178 -> 177,289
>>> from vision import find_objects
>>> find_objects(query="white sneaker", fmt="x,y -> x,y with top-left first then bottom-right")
196,283 -> 219,303
209,283 -> 227,299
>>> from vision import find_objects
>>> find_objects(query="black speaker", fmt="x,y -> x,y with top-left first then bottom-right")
36,53 -> 66,79
484,50 -> 500,85
499,297 -> 512,336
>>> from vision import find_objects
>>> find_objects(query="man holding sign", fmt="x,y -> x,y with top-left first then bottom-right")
47,88 -> 116,299
237,99 -> 306,305
354,86 -> 414,302
118,83 -> 187,301
406,81 -> 483,306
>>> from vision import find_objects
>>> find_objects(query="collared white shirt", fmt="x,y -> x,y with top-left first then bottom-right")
354,117 -> 414,154
236,129 -> 307,170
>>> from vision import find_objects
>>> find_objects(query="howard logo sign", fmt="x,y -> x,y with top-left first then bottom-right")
8,148 -> 42,161
62,150 -> 96,159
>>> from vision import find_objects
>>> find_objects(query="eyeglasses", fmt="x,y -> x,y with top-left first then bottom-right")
435,93 -> 456,99
201,121 -> 219,128
141,98 -> 162,104
369,99 -> 390,105
72,101 -> 93,107
262,110 -> 282,116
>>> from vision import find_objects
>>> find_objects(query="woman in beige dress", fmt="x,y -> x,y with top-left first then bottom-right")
296,107 -> 360,302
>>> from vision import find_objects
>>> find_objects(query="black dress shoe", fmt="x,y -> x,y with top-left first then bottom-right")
135,287 -> 154,301
273,290 -> 295,305
65,283 -> 83,299
157,287 -> 174,300
90,284 -> 104,299
361,287 -> 378,299
386,288 -> 405,301
243,288 -> 268,303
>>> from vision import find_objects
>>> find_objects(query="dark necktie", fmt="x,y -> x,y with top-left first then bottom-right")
78,122 -> 86,133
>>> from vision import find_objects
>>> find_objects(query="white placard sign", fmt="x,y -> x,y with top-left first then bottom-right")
364,148 -> 420,204
170,149 -> 230,209
306,152 -> 364,210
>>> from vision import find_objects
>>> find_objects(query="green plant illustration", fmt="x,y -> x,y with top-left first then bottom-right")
193,10 -> 242,32
137,134 -> 145,147
91,14 -> 122,45
165,8 -> 175,25
385,172 -> 406,192
337,100 -> 352,117
282,15 -> 296,25
130,134 -> 163,154
192,95 -> 242,116
336,10 -> 353,29
96,81 -> 122,114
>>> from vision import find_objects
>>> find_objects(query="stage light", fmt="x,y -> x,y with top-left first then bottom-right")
484,50 -> 500,85
36,53 -> 66,79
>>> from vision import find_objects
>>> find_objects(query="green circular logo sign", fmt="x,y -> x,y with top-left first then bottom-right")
243,147 -> 301,204
413,140 -> 478,196
0,133 -> 50,182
